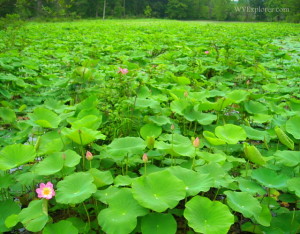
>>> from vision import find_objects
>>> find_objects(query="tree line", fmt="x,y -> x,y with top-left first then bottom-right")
0,0 -> 299,22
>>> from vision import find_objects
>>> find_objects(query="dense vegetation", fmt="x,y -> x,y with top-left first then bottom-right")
0,0 -> 300,22
0,20 -> 300,233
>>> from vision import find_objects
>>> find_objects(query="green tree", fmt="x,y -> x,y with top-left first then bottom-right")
166,0 -> 188,19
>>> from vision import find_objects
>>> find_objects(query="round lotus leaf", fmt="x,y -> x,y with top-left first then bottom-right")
141,213 -> 177,234
98,188 -> 148,234
62,150 -> 81,168
56,172 -> 97,204
62,127 -> 106,145
167,166 -> 213,196
227,90 -> 249,103
148,116 -> 171,126
140,123 -> 162,140
43,220 -> 78,234
238,178 -> 266,195
37,131 -> 64,156
242,125 -> 270,142
35,152 -> 64,175
0,144 -> 36,171
224,191 -> 262,218
107,137 -> 146,157
274,150 -> 300,167
215,124 -> 247,144
203,131 -> 226,145
132,170 -> 186,212
19,200 -> 48,232
0,107 -> 16,123
251,168 -> 289,189
286,116 -> 300,139
0,200 -> 21,232
28,107 -> 61,128
88,168 -> 113,188
70,115 -> 101,130
287,177 -> 300,197
184,196 -> 234,234
244,101 -> 268,115
170,100 -> 189,115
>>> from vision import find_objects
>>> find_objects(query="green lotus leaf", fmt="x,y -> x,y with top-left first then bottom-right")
242,125 -> 270,142
203,131 -> 226,145
251,167 -> 289,189
114,175 -> 133,187
253,204 -> 272,227
5,214 -> 19,229
224,191 -> 262,218
184,196 -> 234,234
0,200 -> 21,232
167,166 -> 213,196
56,172 -> 97,204
98,188 -> 148,234
251,114 -> 273,124
34,152 -> 64,175
0,144 -> 36,171
237,178 -> 266,195
183,106 -> 217,125
62,127 -> 106,145
88,168 -> 113,188
140,123 -> 162,139
148,116 -> 171,126
141,213 -> 177,234
286,116 -> 300,139
227,90 -> 249,103
170,99 -> 189,115
43,220 -> 78,234
69,115 -> 101,130
287,177 -> 300,197
274,150 -> 300,167
28,107 -> 61,128
215,124 -> 247,144
244,100 -> 268,114
62,150 -> 81,167
37,131 -> 64,156
198,151 -> 226,163
66,217 -> 89,234
132,170 -> 186,212
197,162 -> 232,188
19,200 -> 48,232
107,137 -> 146,157
0,107 -> 16,123
93,186 -> 119,204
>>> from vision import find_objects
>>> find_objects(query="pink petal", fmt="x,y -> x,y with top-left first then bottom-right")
39,183 -> 46,188
45,182 -> 53,188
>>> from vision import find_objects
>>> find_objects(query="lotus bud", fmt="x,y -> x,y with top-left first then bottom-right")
142,153 -> 148,163
193,137 -> 200,148
171,124 -> 175,131
86,151 -> 93,161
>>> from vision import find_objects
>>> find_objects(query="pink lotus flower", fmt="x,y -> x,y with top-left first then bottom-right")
118,67 -> 128,75
204,51 -> 210,55
193,137 -> 200,148
86,151 -> 93,161
36,182 -> 55,200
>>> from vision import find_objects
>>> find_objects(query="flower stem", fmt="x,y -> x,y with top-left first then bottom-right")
82,202 -> 91,229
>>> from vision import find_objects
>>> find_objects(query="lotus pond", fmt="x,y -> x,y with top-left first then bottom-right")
0,19 -> 300,233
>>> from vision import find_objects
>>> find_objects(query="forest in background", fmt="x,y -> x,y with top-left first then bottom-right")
0,0 -> 299,23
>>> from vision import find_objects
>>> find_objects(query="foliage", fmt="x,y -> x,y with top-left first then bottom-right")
0,19 -> 300,233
